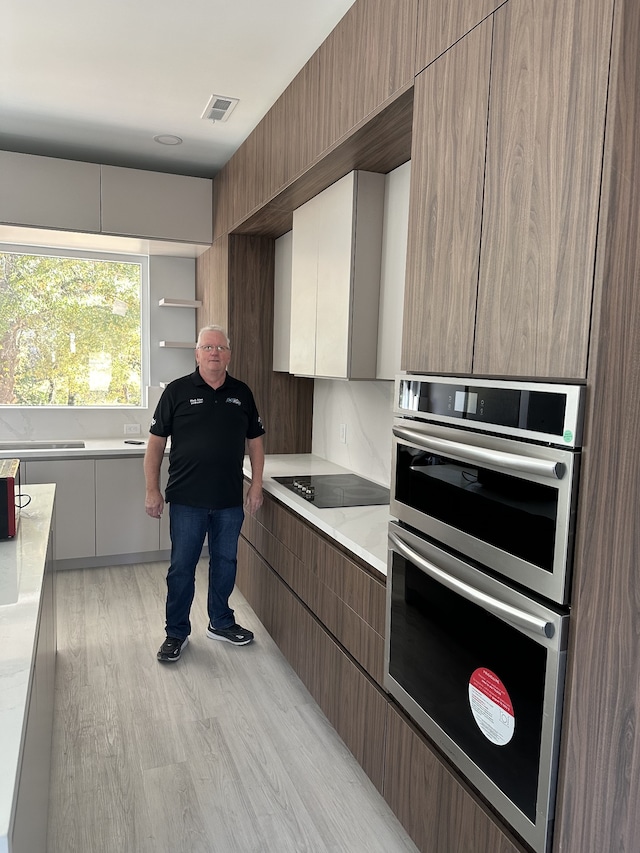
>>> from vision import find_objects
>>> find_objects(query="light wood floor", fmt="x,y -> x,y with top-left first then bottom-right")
47,560 -> 419,853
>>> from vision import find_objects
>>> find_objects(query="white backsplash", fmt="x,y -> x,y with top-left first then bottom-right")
312,379 -> 394,487
0,386 -> 163,442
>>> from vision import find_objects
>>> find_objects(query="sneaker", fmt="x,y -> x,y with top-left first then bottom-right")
206,622 -> 254,645
157,636 -> 188,662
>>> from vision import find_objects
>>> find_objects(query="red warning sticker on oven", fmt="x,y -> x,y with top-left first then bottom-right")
468,667 -> 515,746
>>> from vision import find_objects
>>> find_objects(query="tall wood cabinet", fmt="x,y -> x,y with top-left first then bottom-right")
474,0 -> 612,378
402,18 -> 492,375
403,0 -> 613,379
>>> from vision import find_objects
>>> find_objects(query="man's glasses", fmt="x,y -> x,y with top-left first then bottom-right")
196,344 -> 230,352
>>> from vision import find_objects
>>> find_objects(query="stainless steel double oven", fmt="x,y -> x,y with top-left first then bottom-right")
385,375 -> 585,853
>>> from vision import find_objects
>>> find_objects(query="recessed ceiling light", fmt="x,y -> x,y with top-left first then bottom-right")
153,134 -> 183,146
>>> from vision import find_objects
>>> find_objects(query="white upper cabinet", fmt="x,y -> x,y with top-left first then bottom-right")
100,165 -> 212,244
0,151 -> 101,232
289,170 -> 385,379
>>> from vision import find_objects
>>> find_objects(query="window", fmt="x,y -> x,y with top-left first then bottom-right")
0,245 -> 147,407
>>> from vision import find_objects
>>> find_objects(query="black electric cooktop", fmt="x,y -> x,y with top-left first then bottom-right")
272,473 -> 390,508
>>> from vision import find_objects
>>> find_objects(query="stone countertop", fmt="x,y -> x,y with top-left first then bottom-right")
244,454 -> 390,577
0,438 -> 153,460
0,484 -> 55,851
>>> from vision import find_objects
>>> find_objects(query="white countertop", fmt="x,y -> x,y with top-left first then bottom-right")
244,454 -> 390,577
0,484 -> 55,852
0,438 -> 151,460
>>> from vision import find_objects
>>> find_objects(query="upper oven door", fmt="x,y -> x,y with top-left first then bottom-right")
391,419 -> 580,604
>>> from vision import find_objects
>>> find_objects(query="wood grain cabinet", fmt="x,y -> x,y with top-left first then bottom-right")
212,0 -> 417,239
404,0 -> 612,380
415,0 -> 504,74
240,493 -> 386,685
383,705 -> 525,853
475,0 -> 612,378
290,170 -> 385,379
402,18 -> 492,375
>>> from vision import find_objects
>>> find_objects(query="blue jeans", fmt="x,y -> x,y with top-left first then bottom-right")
165,503 -> 245,639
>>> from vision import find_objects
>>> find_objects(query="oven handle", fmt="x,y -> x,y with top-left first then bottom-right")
389,530 -> 555,639
392,425 -> 564,480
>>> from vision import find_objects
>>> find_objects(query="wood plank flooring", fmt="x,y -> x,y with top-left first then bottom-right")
47,560 -> 419,853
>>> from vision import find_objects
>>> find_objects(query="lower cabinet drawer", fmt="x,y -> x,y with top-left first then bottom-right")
237,537 -> 387,792
242,492 -> 386,684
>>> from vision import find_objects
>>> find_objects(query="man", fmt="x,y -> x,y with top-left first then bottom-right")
144,324 -> 265,662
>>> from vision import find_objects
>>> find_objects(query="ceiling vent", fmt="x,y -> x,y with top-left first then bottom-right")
201,94 -> 239,123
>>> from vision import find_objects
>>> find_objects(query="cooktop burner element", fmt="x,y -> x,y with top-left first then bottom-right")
272,473 -> 390,508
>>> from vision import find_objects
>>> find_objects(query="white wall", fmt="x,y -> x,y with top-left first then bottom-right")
311,379 -> 394,487
0,256 -> 195,442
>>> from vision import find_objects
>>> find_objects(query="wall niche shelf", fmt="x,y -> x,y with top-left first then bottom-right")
158,298 -> 202,308
159,341 -> 196,349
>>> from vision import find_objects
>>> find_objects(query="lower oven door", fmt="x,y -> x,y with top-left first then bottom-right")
385,521 -> 569,853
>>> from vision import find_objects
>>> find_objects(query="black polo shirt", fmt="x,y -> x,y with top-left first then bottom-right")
149,369 -> 265,509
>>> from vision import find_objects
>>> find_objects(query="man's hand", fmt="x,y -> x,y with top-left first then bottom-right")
244,482 -> 263,515
145,488 -> 164,518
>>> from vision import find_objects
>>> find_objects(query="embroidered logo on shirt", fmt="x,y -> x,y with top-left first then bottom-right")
190,398 -> 204,405
226,397 -> 242,406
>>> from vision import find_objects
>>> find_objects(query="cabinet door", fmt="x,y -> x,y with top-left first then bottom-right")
25,459 -> 96,560
474,0 -> 612,378
384,704 -> 523,852
100,165 -> 212,243
289,194 -> 320,375
0,151 -> 101,232
402,20 -> 492,374
314,173 -> 356,378
290,171 -> 384,379
95,458 -> 160,557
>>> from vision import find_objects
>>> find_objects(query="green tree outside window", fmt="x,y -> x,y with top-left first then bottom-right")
0,251 -> 142,406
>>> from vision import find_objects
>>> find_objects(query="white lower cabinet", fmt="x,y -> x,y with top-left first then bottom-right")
95,458 -> 161,557
20,454 -> 171,564
24,459 -> 96,560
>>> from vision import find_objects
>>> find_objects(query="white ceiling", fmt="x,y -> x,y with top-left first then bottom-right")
0,0 -> 356,179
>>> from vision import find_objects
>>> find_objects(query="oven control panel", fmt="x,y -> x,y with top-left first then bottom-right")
395,375 -> 585,448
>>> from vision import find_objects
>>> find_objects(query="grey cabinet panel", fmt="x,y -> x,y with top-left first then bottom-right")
95,458 -> 159,557
0,151 -> 101,232
100,165 -> 212,243
25,459 -> 96,561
